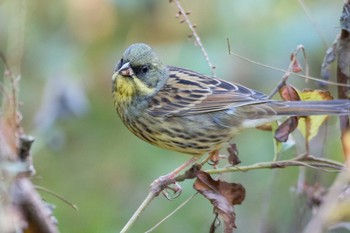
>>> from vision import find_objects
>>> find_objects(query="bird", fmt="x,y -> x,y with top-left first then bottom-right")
112,43 -> 350,191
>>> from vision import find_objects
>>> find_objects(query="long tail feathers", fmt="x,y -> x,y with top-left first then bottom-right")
239,100 -> 350,121
266,100 -> 350,116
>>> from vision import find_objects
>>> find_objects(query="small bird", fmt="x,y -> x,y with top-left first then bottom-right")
112,43 -> 350,182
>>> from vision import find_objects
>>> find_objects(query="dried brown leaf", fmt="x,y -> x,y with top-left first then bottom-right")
227,144 -> 240,166
193,171 -> 245,233
274,116 -> 299,142
290,53 -> 303,73
279,83 -> 301,101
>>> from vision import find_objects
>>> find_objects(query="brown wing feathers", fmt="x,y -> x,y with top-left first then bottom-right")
147,66 -> 268,117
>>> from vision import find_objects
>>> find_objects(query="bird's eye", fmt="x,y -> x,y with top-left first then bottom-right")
141,65 -> 149,74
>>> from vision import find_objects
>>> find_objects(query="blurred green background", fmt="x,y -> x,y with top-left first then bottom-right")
0,0 -> 347,232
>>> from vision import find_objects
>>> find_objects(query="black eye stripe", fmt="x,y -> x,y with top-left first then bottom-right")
132,64 -> 150,75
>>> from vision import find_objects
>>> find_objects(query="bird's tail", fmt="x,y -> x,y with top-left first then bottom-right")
267,100 -> 350,116
240,99 -> 350,120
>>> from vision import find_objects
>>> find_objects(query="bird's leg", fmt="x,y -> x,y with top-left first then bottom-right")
202,144 -> 240,168
150,156 -> 199,199
207,149 -> 221,167
202,149 -> 227,168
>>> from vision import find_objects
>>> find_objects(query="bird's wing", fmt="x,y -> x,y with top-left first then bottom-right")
146,66 -> 269,117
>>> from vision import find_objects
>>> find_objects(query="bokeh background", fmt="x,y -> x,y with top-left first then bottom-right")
0,0 -> 347,232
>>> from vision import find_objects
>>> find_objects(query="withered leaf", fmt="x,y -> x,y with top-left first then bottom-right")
227,143 -> 240,166
193,171 -> 245,233
279,83 -> 301,101
290,53 -> 303,73
274,116 -> 299,142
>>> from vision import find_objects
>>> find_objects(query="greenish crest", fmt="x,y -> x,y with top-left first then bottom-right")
123,43 -> 159,66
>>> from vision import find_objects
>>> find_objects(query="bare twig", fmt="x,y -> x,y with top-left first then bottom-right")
267,45 -> 307,99
226,38 -> 350,87
35,186 -> 78,211
145,192 -> 198,233
173,0 -> 216,77
204,156 -> 343,175
120,192 -> 157,233
120,157 -> 199,232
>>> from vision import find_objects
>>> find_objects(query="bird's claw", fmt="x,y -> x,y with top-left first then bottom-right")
162,182 -> 182,200
150,175 -> 182,199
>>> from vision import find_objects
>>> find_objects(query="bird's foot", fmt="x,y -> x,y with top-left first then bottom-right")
150,175 -> 182,200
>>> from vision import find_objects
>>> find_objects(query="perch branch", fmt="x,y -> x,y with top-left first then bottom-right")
144,192 -> 198,233
120,192 -> 156,233
204,155 -> 343,175
121,152 -> 343,233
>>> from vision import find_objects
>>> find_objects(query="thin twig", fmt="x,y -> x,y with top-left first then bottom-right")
226,39 -> 350,88
173,0 -> 216,77
266,45 -> 302,99
35,186 -> 78,211
120,192 -> 156,233
205,156 -> 343,175
145,192 -> 198,233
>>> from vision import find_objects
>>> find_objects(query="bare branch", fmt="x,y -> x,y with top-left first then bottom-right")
204,156 -> 343,175
120,192 -> 157,233
267,45 -> 308,99
145,193 -> 198,233
172,0 -> 216,77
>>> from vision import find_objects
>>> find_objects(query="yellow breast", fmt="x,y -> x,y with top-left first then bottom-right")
113,73 -> 155,105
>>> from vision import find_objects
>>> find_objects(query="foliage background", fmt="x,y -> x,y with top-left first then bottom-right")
0,0 -> 346,232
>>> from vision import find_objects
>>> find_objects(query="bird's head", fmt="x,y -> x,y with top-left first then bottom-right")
112,43 -> 168,102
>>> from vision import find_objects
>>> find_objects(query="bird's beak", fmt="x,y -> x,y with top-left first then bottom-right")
117,62 -> 134,77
